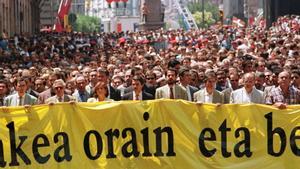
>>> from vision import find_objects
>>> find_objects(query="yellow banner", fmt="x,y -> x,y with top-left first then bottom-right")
0,100 -> 300,169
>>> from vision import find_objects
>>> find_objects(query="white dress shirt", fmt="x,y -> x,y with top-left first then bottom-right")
204,89 -> 213,103
133,91 -> 142,100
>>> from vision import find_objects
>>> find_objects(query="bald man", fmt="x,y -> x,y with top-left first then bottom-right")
230,72 -> 264,104
265,71 -> 300,109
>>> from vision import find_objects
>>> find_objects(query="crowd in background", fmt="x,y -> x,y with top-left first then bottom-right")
0,15 -> 300,109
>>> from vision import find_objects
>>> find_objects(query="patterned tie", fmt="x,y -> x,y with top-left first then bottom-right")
170,87 -> 174,99
135,94 -> 139,101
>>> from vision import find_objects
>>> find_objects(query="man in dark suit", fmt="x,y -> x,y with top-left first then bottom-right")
24,76 -> 39,98
123,70 -> 157,96
122,75 -> 154,100
98,68 -> 121,101
178,68 -> 198,101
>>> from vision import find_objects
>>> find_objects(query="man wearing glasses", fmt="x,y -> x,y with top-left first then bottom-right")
45,79 -> 75,104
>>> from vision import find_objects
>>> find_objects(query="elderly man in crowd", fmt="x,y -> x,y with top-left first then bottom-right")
230,72 -> 264,104
72,75 -> 90,102
45,79 -> 75,104
265,71 -> 300,109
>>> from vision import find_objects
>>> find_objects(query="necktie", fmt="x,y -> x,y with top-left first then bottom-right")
80,93 -> 85,102
170,87 -> 174,99
58,97 -> 63,102
0,98 -> 3,106
135,94 -> 139,100
18,97 -> 22,106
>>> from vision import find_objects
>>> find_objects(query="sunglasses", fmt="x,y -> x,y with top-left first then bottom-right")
147,77 -> 155,80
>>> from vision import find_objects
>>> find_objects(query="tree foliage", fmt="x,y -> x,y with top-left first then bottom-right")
192,11 -> 216,28
73,15 -> 101,33
188,1 -> 219,28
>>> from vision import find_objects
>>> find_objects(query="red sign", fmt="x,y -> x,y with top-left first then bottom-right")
117,23 -> 122,33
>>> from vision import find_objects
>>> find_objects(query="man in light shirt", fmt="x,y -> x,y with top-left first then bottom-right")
4,77 -> 37,106
193,71 -> 223,104
230,72 -> 264,104
178,68 -> 198,101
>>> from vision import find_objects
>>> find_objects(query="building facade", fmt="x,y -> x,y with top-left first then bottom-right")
39,0 -> 61,27
71,0 -> 85,15
85,0 -> 140,18
0,0 -> 40,37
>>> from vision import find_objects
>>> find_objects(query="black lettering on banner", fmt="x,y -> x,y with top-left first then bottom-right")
290,126 -> 300,156
141,127 -> 151,157
53,132 -> 72,162
141,112 -> 152,157
32,134 -> 51,164
7,122 -> 31,166
199,128 -> 216,157
153,127 -> 176,157
105,129 -> 120,158
122,128 -> 139,158
234,128 -> 252,157
0,140 -> 6,167
265,112 -> 286,156
83,130 -> 103,160
219,120 -> 231,158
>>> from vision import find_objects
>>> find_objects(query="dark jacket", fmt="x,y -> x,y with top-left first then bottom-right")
122,91 -> 154,100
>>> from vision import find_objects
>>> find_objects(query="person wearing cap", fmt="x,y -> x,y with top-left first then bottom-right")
4,77 -> 37,107
45,79 -> 75,104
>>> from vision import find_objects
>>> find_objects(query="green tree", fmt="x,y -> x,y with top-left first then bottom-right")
73,15 -> 101,33
188,1 -> 219,28
193,11 -> 216,28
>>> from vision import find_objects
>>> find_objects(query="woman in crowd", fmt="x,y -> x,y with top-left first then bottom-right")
87,82 -> 113,102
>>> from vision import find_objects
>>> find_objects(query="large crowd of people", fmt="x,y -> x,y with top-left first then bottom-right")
0,15 -> 300,109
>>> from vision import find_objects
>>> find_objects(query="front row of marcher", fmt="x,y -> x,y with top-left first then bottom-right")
2,68 -> 300,110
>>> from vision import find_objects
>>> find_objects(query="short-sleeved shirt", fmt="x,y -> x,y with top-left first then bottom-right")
265,86 -> 300,105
